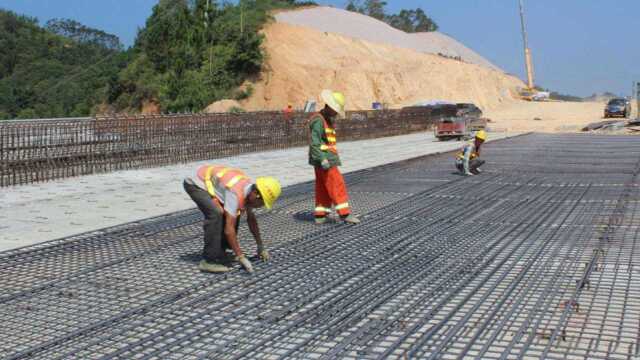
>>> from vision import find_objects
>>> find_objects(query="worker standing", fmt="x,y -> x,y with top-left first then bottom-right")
283,104 -> 294,137
455,130 -> 486,176
308,89 -> 360,225
283,104 -> 293,118
183,165 -> 281,273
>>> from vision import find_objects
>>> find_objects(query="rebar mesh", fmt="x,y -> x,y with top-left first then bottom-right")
0,109 -> 437,187
1,133 -> 640,359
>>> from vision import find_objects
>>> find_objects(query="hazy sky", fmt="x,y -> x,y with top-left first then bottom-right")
2,0 -> 638,97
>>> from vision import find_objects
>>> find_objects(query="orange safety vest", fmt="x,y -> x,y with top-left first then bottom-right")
319,117 -> 338,154
196,165 -> 252,210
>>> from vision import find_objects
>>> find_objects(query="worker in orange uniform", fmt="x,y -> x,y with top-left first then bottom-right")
308,90 -> 360,225
283,104 -> 294,136
283,104 -> 293,117
183,165 -> 281,273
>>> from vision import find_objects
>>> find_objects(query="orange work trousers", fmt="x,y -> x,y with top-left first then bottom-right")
314,166 -> 351,218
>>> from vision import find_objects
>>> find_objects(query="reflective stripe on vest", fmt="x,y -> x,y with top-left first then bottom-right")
456,152 -> 478,160
322,118 -> 338,154
197,165 -> 252,210
320,144 -> 338,152
456,143 -> 477,160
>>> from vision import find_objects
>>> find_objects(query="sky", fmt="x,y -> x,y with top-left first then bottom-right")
1,0 -> 638,97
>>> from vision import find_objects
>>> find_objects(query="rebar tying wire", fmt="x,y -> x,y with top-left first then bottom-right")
1,133 -> 640,360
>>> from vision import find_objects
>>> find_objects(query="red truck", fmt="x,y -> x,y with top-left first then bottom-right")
435,117 -> 469,140
435,117 -> 488,141
435,103 -> 487,141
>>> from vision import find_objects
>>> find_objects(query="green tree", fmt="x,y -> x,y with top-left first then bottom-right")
46,18 -> 123,50
0,9 -> 126,119
412,8 -> 438,32
344,2 -> 438,33
0,0 -> 315,119
364,0 -> 387,20
111,0 -> 273,113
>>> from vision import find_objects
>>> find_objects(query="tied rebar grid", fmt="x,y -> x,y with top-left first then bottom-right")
1,133 -> 640,359
0,109 -> 436,187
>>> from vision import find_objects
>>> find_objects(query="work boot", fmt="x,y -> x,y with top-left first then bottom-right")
198,260 -> 231,273
341,214 -> 360,224
222,251 -> 235,265
315,217 -> 327,225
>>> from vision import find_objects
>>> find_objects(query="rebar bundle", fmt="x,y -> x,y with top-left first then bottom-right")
0,109 -> 437,187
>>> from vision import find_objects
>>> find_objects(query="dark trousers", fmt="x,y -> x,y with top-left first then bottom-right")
456,159 -> 485,174
183,179 -> 236,264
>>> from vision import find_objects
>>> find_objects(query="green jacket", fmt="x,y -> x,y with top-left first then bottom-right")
308,113 -> 342,167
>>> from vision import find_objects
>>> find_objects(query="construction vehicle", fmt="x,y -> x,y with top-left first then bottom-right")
435,117 -> 487,141
517,0 -> 540,102
435,103 -> 487,141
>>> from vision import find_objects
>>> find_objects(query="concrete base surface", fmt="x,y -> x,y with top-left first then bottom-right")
0,131 -> 515,251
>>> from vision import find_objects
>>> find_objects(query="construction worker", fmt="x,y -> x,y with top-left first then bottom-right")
308,89 -> 360,225
283,104 -> 294,136
183,165 -> 281,273
283,104 -> 293,116
455,130 -> 486,176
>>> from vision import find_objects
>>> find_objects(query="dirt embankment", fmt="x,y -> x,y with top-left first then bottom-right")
484,101 -> 606,133
236,22 -> 524,112
209,6 -> 612,134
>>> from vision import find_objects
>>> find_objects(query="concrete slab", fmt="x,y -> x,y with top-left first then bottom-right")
0,131 -> 516,251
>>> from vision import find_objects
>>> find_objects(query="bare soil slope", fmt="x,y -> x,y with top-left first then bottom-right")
275,7 -> 500,70
237,21 -> 524,112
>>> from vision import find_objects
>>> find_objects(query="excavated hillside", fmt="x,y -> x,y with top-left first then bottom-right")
217,7 -> 525,113
232,22 -> 523,112
275,7 -> 501,70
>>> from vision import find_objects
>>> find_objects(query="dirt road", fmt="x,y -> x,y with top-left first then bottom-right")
484,100 -> 606,132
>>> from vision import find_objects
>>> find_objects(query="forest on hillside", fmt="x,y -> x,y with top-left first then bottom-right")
0,0 -> 439,119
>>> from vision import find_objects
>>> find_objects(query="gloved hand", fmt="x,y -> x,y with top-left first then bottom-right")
257,246 -> 270,261
321,159 -> 331,170
236,255 -> 254,273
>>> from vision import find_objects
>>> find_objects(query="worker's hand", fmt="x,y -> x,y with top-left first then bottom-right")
236,255 -> 254,273
321,159 -> 331,170
257,247 -> 270,262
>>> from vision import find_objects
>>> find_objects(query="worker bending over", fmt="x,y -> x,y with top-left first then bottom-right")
183,165 -> 281,273
308,90 -> 360,224
455,130 -> 486,176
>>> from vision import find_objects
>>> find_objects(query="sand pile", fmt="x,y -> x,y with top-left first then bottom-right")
205,99 -> 242,113
274,7 -> 500,70
235,20 -> 523,111
484,101 -> 605,132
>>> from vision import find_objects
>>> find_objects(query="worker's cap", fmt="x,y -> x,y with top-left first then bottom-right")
321,89 -> 346,119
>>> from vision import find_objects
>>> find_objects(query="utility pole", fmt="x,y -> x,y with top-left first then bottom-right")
518,0 -> 535,90
631,81 -> 640,120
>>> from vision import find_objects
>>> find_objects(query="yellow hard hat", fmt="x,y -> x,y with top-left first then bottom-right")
321,89 -> 346,118
475,130 -> 487,141
255,176 -> 281,210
